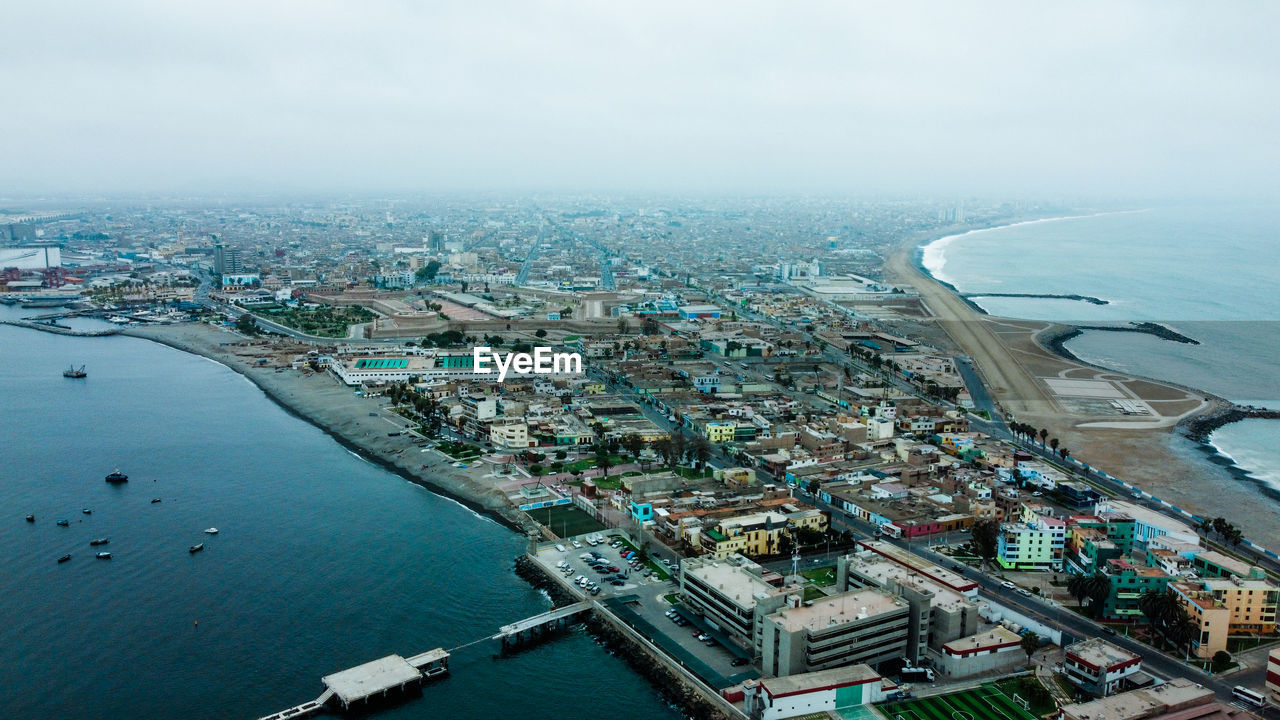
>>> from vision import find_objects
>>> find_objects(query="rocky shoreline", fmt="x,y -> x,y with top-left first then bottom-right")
1180,404 -> 1280,444
962,292 -> 1109,305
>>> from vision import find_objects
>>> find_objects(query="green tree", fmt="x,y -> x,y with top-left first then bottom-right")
235,313 -> 257,334
970,519 -> 1000,569
535,328 -> 548,338
415,260 -> 442,282
1020,631 -> 1040,663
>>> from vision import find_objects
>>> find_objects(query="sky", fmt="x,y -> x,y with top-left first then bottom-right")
2,1 -> 1278,197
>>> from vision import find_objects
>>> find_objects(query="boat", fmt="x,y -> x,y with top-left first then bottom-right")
204,528 -> 218,535
26,514 -> 34,522
189,543 -> 204,553
82,508 -> 92,514
56,519 -> 69,527
95,552 -> 112,559
105,470 -> 128,483
63,365 -> 87,379
151,498 -> 162,504
58,554 -> 72,563
90,538 -> 109,546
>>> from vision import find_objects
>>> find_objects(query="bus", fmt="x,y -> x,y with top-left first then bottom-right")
1232,686 -> 1266,708
880,523 -> 903,539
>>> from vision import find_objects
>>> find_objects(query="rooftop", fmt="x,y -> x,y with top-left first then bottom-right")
768,587 -> 906,633
1066,637 -> 1141,670
685,558 -> 784,609
759,663 -> 885,699
1058,678 -> 1214,720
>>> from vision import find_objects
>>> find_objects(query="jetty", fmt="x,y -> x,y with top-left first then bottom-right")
253,602 -> 594,718
496,599 -> 593,651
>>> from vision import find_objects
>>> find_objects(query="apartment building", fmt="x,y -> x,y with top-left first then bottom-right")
1064,639 -> 1143,697
679,554 -> 795,653
760,588 -> 911,677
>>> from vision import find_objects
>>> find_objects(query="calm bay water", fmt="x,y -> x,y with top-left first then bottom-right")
0,307 -> 678,720
921,205 -> 1280,492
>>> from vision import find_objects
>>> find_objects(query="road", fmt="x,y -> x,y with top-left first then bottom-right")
884,248 -> 1057,419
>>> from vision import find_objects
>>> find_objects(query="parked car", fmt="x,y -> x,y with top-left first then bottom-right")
731,657 -> 749,667
1001,581 -> 1016,590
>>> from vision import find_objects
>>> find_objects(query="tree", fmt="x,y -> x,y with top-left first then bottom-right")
1020,631 -> 1040,663
594,442 -> 613,479
1039,429 -> 1048,444
415,260 -> 442,282
1139,588 -> 1177,647
1168,606 -> 1199,659
1060,447 -> 1070,461
535,328 -> 547,338
617,318 -> 630,335
1049,437 -> 1060,453
806,479 -> 822,496
623,434 -> 644,461
970,519 -> 1000,569
235,313 -> 257,334
690,435 -> 712,470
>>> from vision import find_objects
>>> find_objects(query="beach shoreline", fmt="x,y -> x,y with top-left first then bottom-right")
120,322 -> 535,536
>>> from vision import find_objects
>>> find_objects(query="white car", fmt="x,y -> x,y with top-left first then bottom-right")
1001,581 -> 1016,590
571,540 -> 582,549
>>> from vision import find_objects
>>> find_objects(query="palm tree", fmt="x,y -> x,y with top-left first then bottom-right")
1067,574 -> 1090,605
1082,572 -> 1112,618
1049,438 -> 1060,454
1168,606 -> 1199,660
1139,589 -> 1177,649
1039,429 -> 1048,444
1020,632 -> 1041,664
1059,447 -> 1070,461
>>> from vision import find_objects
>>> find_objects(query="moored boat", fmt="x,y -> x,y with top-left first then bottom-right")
151,498 -> 162,504
26,514 -> 34,522
204,527 -> 218,534
58,554 -> 72,563
63,365 -> 87,378
95,552 -> 112,559
105,470 -> 128,483
82,508 -> 92,514
56,519 -> 69,527
90,538 -> 109,546
189,543 -> 204,553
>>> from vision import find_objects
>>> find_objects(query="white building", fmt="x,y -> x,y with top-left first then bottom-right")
1064,638 -> 1143,697
743,665 -> 892,720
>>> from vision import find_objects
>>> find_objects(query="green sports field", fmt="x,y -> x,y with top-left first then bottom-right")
877,683 -> 1040,720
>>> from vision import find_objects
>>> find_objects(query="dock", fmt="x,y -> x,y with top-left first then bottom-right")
496,600 -> 593,651
254,649 -> 449,720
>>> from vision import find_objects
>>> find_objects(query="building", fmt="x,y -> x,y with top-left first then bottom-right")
213,244 -> 243,274
1169,575 -> 1279,659
1266,648 -> 1280,706
458,395 -> 497,436
760,588 -> 911,677
489,418 -> 532,449
998,514 -> 1065,571
742,665 -> 892,720
1100,556 -> 1172,620
1055,679 -> 1218,720
679,554 -> 796,653
700,508 -> 828,559
1064,639 -> 1143,697
933,627 -> 1025,679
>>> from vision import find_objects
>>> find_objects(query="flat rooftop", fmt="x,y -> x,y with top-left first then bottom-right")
1060,678 -> 1213,720
855,540 -> 978,595
322,655 -> 421,704
1066,638 -> 1141,669
760,663 -> 884,699
768,588 -> 906,633
685,560 -> 782,609
845,555 -> 971,611
942,626 -> 1022,655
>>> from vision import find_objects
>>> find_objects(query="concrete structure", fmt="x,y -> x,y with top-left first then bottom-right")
742,664 -> 892,720
700,508 -> 828,559
1266,648 -> 1280,706
320,649 -> 449,712
1169,574 -> 1278,659
1094,500 -> 1199,549
1064,638 -> 1143,697
488,418 -> 532,448
1055,678 -> 1216,720
998,513 -> 1065,571
852,540 -> 979,598
680,554 -> 796,653
932,626 -> 1024,679
760,588 -> 911,677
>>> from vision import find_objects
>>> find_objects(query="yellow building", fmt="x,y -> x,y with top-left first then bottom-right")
704,421 -> 738,444
700,508 -> 828,559
1170,575 -> 1278,659
582,382 -> 607,395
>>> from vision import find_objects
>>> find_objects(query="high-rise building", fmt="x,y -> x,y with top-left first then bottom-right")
214,244 -> 243,274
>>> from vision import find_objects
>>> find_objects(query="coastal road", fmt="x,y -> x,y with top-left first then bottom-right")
885,249 -> 1057,420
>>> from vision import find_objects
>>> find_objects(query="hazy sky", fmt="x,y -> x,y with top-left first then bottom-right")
3,2 -> 1277,197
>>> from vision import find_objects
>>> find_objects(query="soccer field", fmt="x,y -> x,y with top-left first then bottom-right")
878,683 -> 1040,720
530,504 -> 605,537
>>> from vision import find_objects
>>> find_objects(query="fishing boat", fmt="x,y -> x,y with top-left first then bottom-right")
26,514 -> 34,522
56,519 -> 69,527
204,528 -> 218,535
189,543 -> 204,553
150,498 -> 162,504
82,508 -> 92,515
95,552 -> 112,559
105,470 -> 128,483
63,365 -> 87,379
58,554 -> 72,563
90,538 -> 109,546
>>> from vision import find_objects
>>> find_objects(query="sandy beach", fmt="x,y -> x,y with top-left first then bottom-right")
885,242 -> 1280,549
122,322 -> 536,533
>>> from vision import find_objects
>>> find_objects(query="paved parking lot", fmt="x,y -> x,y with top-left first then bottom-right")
528,531 -> 758,688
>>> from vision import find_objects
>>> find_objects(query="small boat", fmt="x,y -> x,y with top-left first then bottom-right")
58,554 -> 72,563
189,543 -> 204,553
56,519 -> 70,527
105,470 -> 128,483
96,552 -> 112,559
151,498 -> 162,504
204,528 -> 218,535
82,508 -> 92,515
63,365 -> 87,379
90,538 -> 110,546
26,514 -> 34,522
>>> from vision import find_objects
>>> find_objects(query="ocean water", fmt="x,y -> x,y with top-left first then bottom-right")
0,308 -> 679,720
921,205 -> 1280,490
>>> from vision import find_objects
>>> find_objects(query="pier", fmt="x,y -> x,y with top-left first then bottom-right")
496,600 -> 593,651
253,602 -> 595,718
